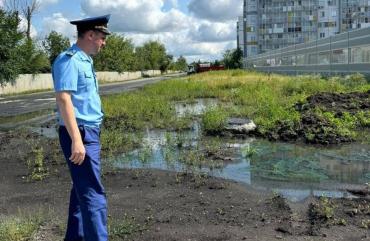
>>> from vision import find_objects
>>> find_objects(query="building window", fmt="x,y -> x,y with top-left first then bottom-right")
321,11 -> 325,17
320,32 -> 325,38
251,46 -> 257,54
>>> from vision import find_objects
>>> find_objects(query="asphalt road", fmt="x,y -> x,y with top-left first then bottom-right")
0,73 -> 186,117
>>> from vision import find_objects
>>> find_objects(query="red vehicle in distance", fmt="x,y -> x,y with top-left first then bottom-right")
187,63 -> 224,74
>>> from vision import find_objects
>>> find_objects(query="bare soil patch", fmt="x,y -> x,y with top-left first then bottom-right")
266,90 -> 370,144
0,130 -> 369,240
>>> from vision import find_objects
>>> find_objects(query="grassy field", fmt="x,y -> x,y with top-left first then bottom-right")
101,70 -> 370,153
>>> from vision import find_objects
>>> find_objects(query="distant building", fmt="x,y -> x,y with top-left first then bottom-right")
238,0 -> 370,58
341,0 -> 370,31
236,17 -> 246,57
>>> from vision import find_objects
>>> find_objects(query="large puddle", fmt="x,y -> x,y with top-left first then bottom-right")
32,99 -> 370,202
107,124 -> 370,202
174,98 -> 219,117
106,99 -> 370,202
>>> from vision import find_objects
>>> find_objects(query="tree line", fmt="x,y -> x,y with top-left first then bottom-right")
1,0 -> 243,86
0,8 -> 188,86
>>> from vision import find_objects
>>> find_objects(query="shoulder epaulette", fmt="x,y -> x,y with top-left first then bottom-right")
66,49 -> 77,57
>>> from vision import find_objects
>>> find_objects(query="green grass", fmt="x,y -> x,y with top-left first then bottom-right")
313,109 -> 370,140
102,93 -> 179,130
100,129 -> 142,158
356,111 -> 370,127
109,214 -> 146,240
101,70 -> 370,148
201,107 -> 228,134
0,208 -> 59,241
0,216 -> 41,241
26,145 -> 49,181
0,209 -> 147,241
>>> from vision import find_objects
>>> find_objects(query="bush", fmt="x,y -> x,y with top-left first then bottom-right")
202,108 -> 228,134
0,10 -> 23,85
341,73 -> 368,88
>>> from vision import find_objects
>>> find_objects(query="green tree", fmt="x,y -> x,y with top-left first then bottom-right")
42,31 -> 70,65
0,9 -> 23,85
174,55 -> 188,71
94,34 -> 136,72
222,49 -> 232,69
18,39 -> 50,74
135,40 -> 168,71
223,48 -> 243,69
231,47 -> 243,69
212,59 -> 221,67
160,54 -> 173,73
3,0 -> 40,40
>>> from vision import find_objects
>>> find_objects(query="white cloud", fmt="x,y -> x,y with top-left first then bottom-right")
189,21 -> 236,42
167,18 -> 237,59
81,0 -> 189,33
188,0 -> 242,21
126,30 -> 235,62
0,0 -> 4,8
18,15 -> 38,38
37,0 -> 239,61
42,13 -> 75,40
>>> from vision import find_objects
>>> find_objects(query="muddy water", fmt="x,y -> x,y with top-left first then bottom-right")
108,124 -> 369,201
174,98 -> 219,117
32,100 -> 370,202
108,100 -> 370,202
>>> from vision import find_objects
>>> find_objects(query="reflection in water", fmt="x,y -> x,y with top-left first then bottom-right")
174,99 -> 219,117
316,148 -> 370,182
30,127 -> 58,139
28,99 -> 370,201
108,123 -> 370,202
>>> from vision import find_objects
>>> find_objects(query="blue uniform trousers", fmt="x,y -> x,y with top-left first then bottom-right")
59,126 -> 108,241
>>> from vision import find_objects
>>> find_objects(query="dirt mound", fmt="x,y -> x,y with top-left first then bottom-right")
266,90 -> 370,145
307,196 -> 370,237
300,90 -> 370,114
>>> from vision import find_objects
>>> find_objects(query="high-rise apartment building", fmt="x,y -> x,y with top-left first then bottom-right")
341,0 -> 370,31
238,0 -> 370,57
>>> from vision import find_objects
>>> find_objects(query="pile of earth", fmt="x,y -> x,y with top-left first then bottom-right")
264,90 -> 370,144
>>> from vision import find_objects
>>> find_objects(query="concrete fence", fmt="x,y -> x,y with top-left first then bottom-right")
0,70 -> 164,95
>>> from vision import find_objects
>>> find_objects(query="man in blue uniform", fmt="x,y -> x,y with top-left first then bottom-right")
52,15 -> 111,241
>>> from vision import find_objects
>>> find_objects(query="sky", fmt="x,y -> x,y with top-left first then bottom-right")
3,0 -> 243,62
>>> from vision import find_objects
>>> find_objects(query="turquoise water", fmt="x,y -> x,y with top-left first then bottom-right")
105,99 -> 370,202
108,123 -> 370,202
